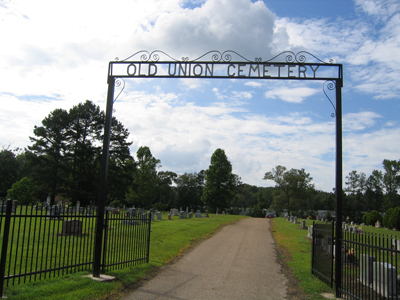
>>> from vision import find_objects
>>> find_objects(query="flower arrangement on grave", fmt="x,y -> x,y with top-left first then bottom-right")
345,247 -> 356,264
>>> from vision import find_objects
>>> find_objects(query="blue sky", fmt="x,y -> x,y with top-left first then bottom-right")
0,0 -> 399,192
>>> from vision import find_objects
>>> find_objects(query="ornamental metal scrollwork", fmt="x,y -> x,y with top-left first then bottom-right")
323,80 -> 336,118
114,50 -> 334,64
113,78 -> 125,103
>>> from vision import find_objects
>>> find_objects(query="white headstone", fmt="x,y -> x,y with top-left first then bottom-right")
372,262 -> 397,298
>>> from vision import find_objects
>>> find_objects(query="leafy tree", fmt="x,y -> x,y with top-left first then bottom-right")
344,170 -> 367,222
27,101 -> 133,206
175,171 -> 205,210
234,183 -> 258,209
263,165 -> 314,216
389,207 -> 400,230
363,210 -> 382,226
27,108 -> 70,205
0,148 -> 20,197
365,170 -> 384,211
382,159 -> 400,208
383,207 -> 394,228
6,177 -> 37,205
126,146 -> 161,208
155,170 -> 178,210
202,148 -> 236,212
65,101 -> 104,204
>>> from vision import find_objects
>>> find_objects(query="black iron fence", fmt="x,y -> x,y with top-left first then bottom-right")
312,222 -> 334,288
312,221 -> 400,299
340,229 -> 400,299
0,200 -> 151,296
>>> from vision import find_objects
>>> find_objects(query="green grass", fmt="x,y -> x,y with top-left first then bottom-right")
3,213 -> 246,299
271,217 -> 334,300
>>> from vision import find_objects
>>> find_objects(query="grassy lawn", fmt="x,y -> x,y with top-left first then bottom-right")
2,213 -> 246,300
271,217 -> 334,300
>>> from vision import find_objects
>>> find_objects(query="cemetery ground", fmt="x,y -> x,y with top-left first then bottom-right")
6,214 -> 396,300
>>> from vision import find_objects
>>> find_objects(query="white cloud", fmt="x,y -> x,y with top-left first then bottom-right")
264,87 -> 318,103
343,111 -> 382,132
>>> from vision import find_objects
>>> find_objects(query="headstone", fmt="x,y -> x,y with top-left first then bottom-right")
86,207 -> 93,215
351,221 -> 354,225
179,211 -> 187,219
360,254 -> 376,286
157,211 -> 162,220
196,210 -> 203,218
342,222 -> 346,229
301,220 -> 306,229
222,211 -> 225,215
375,220 -> 382,228
79,207 -> 85,214
344,224 -> 348,231
186,207 -> 188,213
76,201 -> 80,211
173,208 -> 179,216
112,208 -> 120,214
325,219 -> 328,224
392,238 -> 400,250
60,220 -> 83,236
325,236 -> 333,253
308,225 -> 313,237
125,208 -> 136,217
121,220 -> 139,225
341,247 -> 349,264
372,262 -> 397,298
205,210 -> 209,218
293,217 -> 298,224
188,212 -> 193,218
216,208 -> 218,216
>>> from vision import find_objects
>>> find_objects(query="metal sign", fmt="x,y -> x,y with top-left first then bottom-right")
108,50 -> 342,80
96,50 -> 344,298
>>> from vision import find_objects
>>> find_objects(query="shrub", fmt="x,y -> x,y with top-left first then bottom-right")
363,213 -> 369,224
383,208 -> 394,228
388,207 -> 400,230
365,210 -> 382,226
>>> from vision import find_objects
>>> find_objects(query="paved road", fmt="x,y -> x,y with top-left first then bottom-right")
121,218 -> 287,300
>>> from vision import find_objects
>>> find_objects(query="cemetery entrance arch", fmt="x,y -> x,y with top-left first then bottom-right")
94,50 -> 343,296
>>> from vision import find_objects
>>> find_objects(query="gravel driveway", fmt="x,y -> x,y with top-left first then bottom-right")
121,217 -> 288,300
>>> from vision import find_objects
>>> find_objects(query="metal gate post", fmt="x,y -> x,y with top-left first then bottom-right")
0,200 -> 13,297
146,211 -> 152,263
334,77 -> 343,297
93,75 -> 115,277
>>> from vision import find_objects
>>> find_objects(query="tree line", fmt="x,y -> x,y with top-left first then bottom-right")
1,101 -> 399,217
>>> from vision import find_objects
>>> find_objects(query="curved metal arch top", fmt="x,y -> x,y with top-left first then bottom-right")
117,50 -> 335,64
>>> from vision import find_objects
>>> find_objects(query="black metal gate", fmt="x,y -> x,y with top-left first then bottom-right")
312,221 -> 334,288
0,199 -> 151,296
